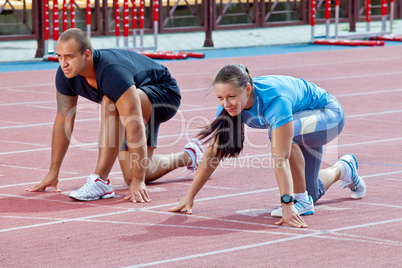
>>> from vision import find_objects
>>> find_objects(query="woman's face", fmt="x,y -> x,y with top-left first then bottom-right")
215,82 -> 251,117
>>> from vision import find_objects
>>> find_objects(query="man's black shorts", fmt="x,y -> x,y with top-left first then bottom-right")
121,80 -> 181,150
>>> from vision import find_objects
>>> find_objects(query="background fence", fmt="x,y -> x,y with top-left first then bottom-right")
1,0 -> 402,57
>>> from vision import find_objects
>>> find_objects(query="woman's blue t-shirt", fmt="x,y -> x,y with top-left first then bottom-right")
216,75 -> 330,130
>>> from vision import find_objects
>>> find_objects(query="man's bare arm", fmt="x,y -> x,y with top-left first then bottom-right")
27,92 -> 78,192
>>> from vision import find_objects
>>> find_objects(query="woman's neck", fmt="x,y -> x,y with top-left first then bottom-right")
244,87 -> 255,110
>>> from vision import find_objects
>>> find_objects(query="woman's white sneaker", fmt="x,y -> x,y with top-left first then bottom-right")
338,154 -> 366,199
271,195 -> 315,218
69,174 -> 115,201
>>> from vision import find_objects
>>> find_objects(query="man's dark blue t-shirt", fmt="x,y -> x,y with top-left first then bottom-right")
55,49 -> 180,104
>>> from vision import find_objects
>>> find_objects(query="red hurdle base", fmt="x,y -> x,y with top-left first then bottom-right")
139,51 -> 205,60
44,55 -> 59,62
139,52 -> 188,60
43,51 -> 205,61
313,39 -> 385,46
167,52 -> 205,58
369,35 -> 402,42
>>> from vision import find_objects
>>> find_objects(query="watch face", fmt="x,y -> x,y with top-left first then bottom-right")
281,194 -> 293,204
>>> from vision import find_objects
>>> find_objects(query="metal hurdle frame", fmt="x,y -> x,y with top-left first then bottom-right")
311,0 -> 396,45
43,0 -> 91,60
114,0 -> 158,52
43,0 -> 203,61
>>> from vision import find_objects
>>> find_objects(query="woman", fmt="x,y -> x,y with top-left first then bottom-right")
170,64 -> 366,228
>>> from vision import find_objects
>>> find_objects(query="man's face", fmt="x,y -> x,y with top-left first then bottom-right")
55,38 -> 88,78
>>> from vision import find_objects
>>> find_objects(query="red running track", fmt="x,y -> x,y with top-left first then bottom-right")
1,46 -> 402,267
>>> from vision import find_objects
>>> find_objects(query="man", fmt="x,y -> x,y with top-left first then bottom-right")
27,28 -> 204,202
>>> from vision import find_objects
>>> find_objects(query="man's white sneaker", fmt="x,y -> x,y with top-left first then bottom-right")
338,154 -> 366,199
69,174 -> 115,201
271,195 -> 315,218
184,139 -> 205,171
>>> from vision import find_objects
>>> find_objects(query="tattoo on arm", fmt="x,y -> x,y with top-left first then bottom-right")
56,91 -> 78,118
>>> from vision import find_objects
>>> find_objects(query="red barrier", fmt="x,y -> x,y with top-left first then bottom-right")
313,39 -> 385,46
71,0 -> 75,28
153,0 -> 158,22
62,0 -> 67,32
44,55 -> 59,62
44,0 -> 49,42
86,0 -> 91,37
115,0 -> 120,41
140,52 -> 188,60
310,0 -> 316,27
381,0 -> 388,16
123,0 -> 129,38
366,0 -> 371,23
370,35 -> 402,42
139,0 -> 144,29
166,51 -> 205,58
52,0 -> 59,43
325,0 -> 330,20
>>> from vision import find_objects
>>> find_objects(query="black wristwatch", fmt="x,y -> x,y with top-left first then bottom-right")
280,194 -> 294,204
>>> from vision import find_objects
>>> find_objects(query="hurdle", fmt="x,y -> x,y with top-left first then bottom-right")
113,0 -> 157,51
112,0 -> 203,59
43,0 -> 204,61
311,0 -> 397,46
43,0 -> 91,61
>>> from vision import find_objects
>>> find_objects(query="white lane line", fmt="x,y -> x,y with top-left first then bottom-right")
0,188 -> 280,233
362,170 -> 402,178
1,215 -> 293,236
0,171 -> 123,189
346,109 -> 402,118
0,164 -> 79,174
0,140 -> 48,147
0,100 -> 55,107
0,120 -> 24,125
0,83 -> 54,90
0,146 -> 401,187
124,217 -> 402,268
335,88 -> 402,97
0,118 -> 98,130
313,71 -> 402,82
356,201 -> 402,209
330,137 -> 402,148
384,178 -> 402,182
0,131 -> 197,156
1,102 -> 401,132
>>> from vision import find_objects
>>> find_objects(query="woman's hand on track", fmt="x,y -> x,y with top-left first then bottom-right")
275,204 -> 308,228
169,197 -> 194,215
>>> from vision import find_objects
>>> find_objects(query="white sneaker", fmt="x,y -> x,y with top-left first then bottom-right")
338,154 -> 366,199
271,195 -> 315,218
183,139 -> 205,171
69,174 -> 115,201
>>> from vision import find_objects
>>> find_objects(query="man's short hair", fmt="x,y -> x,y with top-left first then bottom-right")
59,28 -> 93,55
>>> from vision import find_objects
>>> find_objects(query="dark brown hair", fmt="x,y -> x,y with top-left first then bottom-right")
59,28 -> 93,55
198,64 -> 254,159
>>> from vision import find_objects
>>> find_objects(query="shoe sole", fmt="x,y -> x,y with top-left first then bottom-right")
270,209 -> 315,218
69,191 -> 115,201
